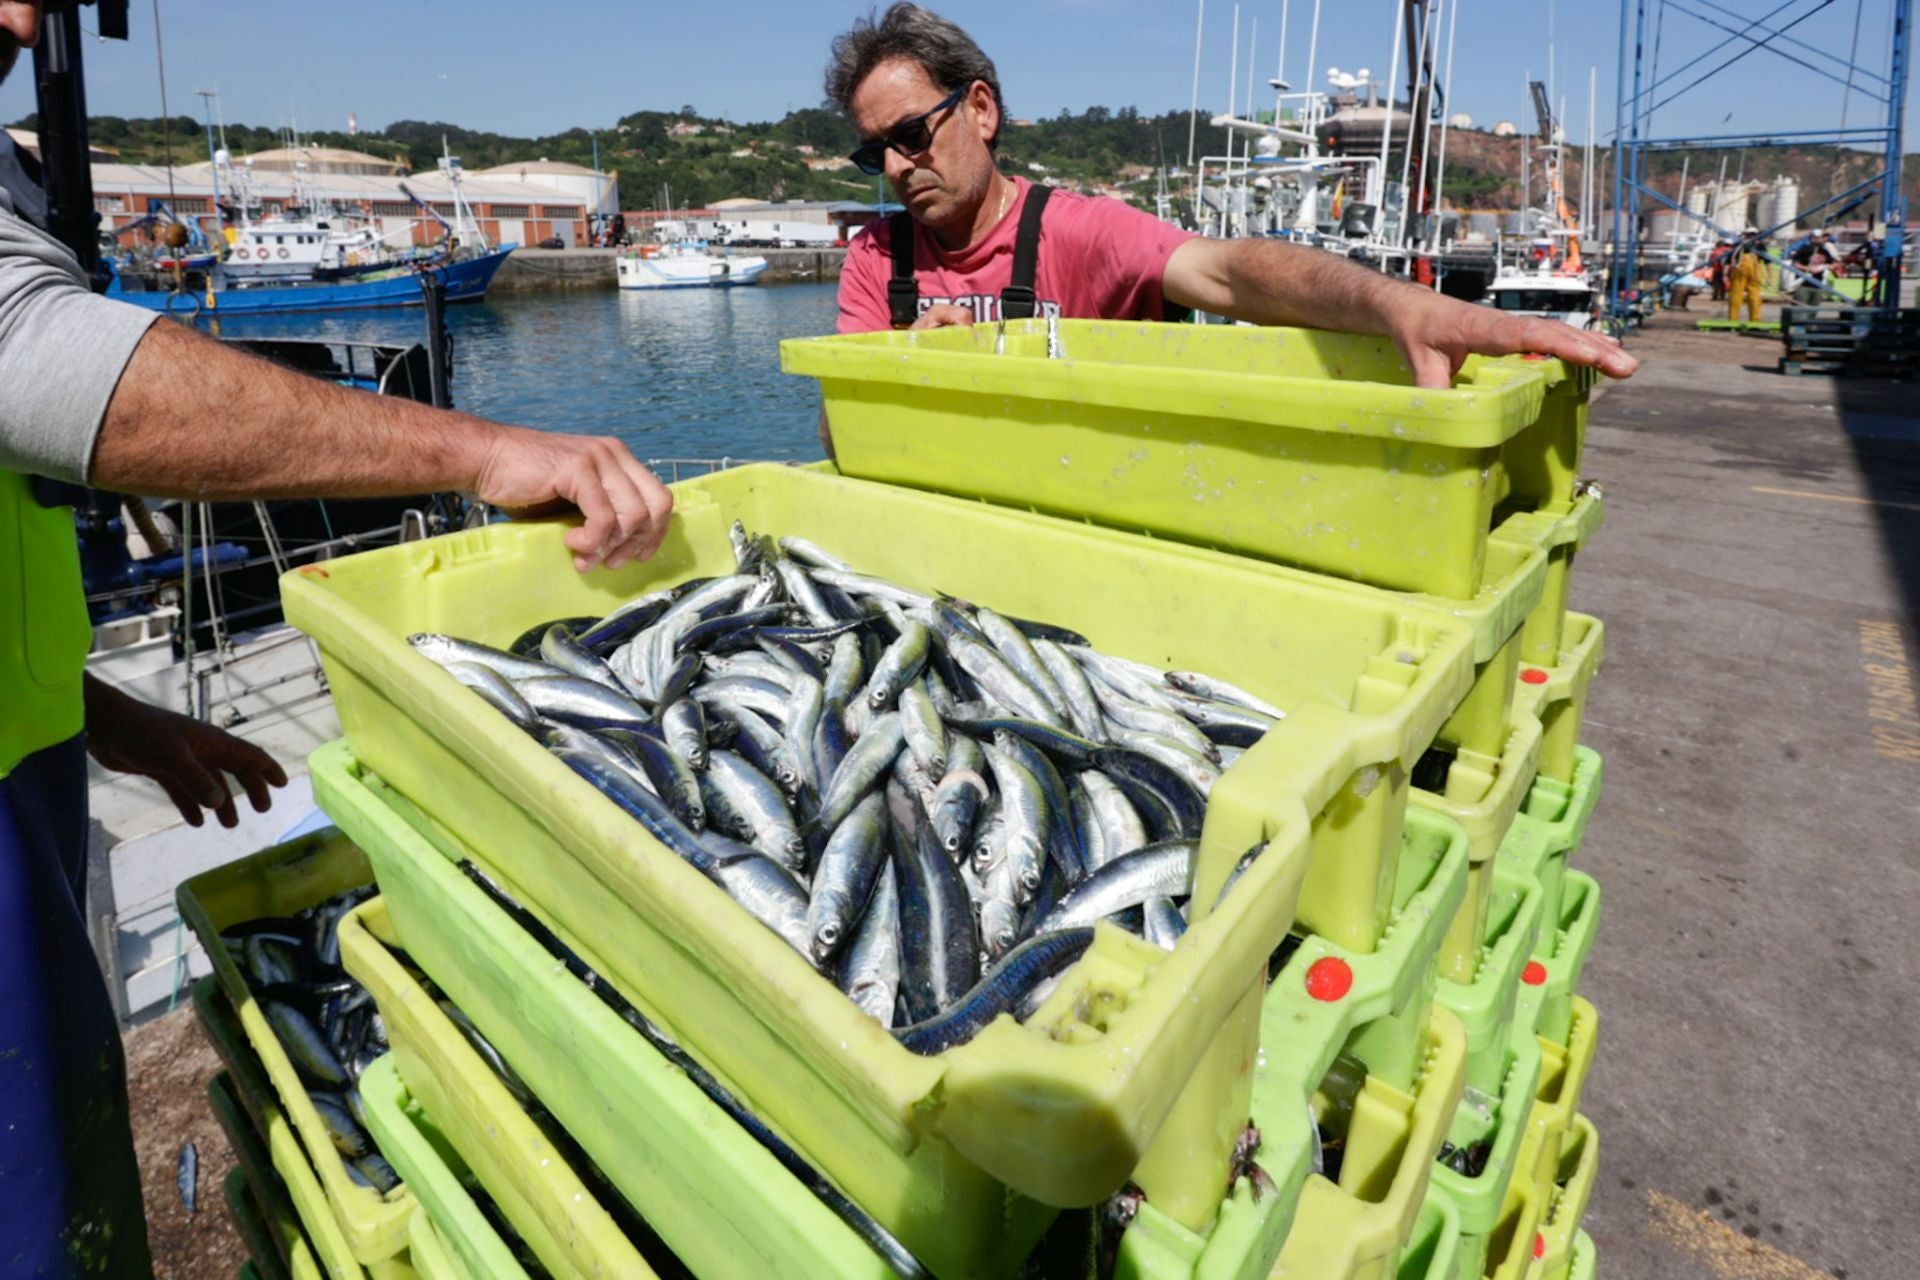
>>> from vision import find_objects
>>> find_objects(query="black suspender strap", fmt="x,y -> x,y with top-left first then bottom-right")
886,211 -> 919,329
999,184 -> 1050,320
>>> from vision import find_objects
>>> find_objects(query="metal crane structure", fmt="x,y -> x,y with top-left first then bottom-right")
1608,0 -> 1913,319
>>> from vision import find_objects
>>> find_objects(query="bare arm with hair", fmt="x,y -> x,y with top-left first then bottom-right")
1162,238 -> 1639,389
93,319 -> 673,570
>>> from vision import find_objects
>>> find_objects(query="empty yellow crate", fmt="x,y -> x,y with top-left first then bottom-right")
784,320 -> 1592,598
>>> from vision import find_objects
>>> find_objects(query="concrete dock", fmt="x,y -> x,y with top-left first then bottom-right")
1574,306 -> 1918,1279
492,246 -> 845,292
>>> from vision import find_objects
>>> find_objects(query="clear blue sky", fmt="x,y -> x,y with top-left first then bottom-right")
4,0 -> 1914,156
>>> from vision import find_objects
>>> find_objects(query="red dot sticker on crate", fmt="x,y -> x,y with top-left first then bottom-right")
1305,958 -> 1353,1002
1523,961 -> 1549,986
1521,667 -> 1549,685
1534,1234 -> 1546,1260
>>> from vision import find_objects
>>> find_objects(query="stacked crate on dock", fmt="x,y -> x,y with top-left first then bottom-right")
1778,305 -> 1920,377
263,319 -> 1617,1278
178,834 -> 417,1279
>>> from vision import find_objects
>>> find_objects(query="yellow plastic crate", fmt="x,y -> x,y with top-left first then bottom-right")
339,900 -> 658,1280
286,462 -> 1477,1273
225,1166 -> 310,1280
177,833 -> 414,1265
1527,1115 -> 1598,1280
209,1069 -> 316,1280
784,320 -> 1591,598
406,1212 -> 470,1280
1513,999 -> 1599,1208
1413,704 -> 1543,985
1495,493 -> 1603,668
1111,808 -> 1471,1278
1514,614 -> 1604,785
312,742 -> 937,1280
1397,1195 -> 1462,1280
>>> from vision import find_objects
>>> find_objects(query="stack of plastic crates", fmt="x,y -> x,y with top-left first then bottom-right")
177,833 -> 418,1279
241,320 -> 1612,1278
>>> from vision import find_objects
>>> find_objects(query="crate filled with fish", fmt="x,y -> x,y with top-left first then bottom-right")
176,833 -> 414,1265
287,462 -> 1481,1275
338,897 -> 681,1279
195,980 -> 402,1278
313,742 -> 954,1279
207,1071 -> 335,1280
781,321 -> 1596,600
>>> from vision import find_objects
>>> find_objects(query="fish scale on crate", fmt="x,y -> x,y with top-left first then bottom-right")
408,521 -> 1286,1048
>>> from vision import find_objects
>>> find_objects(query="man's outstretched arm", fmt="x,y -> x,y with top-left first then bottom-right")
92,319 -> 673,571
1161,237 -> 1639,389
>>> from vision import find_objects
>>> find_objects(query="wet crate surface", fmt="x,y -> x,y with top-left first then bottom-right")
785,320 -> 1590,598
1113,808 -> 1470,1279
286,462 -> 1480,1273
177,833 -> 414,1266
339,900 -> 657,1280
357,1057 -> 537,1280
312,741 -> 918,1280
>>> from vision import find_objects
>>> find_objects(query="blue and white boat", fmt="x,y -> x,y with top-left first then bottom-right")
105,243 -> 516,317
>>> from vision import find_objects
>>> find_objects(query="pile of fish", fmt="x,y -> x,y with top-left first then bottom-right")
220,885 -> 401,1193
408,524 -> 1283,1053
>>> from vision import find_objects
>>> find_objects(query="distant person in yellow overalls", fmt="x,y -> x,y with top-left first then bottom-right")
1726,228 -> 1766,324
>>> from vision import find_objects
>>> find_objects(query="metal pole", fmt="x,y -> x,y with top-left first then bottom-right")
1187,0 -> 1206,174
198,90 -> 222,241
1880,0 -> 1911,314
30,5 -> 102,279
1609,0 -> 1636,316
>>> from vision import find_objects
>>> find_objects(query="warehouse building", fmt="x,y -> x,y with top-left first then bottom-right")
80,144 -> 618,250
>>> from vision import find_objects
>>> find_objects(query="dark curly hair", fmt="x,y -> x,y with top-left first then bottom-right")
825,4 -> 1009,150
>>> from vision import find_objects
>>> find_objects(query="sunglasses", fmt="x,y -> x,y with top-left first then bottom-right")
848,86 -> 968,176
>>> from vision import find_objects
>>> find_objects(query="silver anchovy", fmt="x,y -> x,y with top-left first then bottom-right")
1081,770 -> 1149,870
515,676 -> 652,733
1110,727 -> 1221,795
776,559 -> 839,628
837,861 -> 900,1024
982,742 -> 1047,902
811,569 -> 933,610
662,698 -> 709,771
1143,897 -> 1187,950
540,624 -> 627,695
824,632 -> 865,706
780,535 -> 853,573
1035,840 -> 1197,933
709,851 -> 815,963
442,662 -> 539,732
1067,644 -> 1182,711
409,634 -> 560,684
816,713 -> 906,833
897,683 -> 949,777
1095,684 -> 1220,760
702,750 -> 805,871
946,630 -> 1065,729
805,793 -> 889,964
1164,670 -> 1288,721
863,622 -> 931,712
1034,638 -> 1107,741
975,606 -> 1069,719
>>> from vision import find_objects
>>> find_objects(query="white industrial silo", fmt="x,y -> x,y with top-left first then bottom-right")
1770,177 -> 1800,234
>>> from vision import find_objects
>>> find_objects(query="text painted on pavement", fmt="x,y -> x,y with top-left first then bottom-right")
1858,619 -> 1920,763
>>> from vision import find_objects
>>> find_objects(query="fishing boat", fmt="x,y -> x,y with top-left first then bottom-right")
106,151 -> 516,316
104,245 -> 514,317
617,219 -> 768,290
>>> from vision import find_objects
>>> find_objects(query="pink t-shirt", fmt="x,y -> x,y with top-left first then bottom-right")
836,176 -> 1197,333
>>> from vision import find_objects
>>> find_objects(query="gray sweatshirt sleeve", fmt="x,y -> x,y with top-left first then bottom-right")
0,210 -> 160,484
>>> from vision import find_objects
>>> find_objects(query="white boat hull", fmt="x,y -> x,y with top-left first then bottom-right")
617,252 -> 768,289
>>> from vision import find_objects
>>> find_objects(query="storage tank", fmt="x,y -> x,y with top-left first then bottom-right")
1770,177 -> 1799,234
1715,180 -> 1751,229
1645,210 -> 1683,241
1686,185 -> 1713,217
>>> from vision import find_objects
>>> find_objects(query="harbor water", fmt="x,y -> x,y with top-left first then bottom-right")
207,283 -> 840,463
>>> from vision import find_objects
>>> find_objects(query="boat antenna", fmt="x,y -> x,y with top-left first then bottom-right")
1186,0 -> 1205,174
149,0 -> 182,260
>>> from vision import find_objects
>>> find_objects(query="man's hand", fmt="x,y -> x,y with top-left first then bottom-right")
472,427 -> 675,572
1387,291 -> 1640,390
909,304 -> 976,330
84,678 -> 289,829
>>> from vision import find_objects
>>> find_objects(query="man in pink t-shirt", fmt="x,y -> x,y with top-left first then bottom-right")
825,5 -> 1638,391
